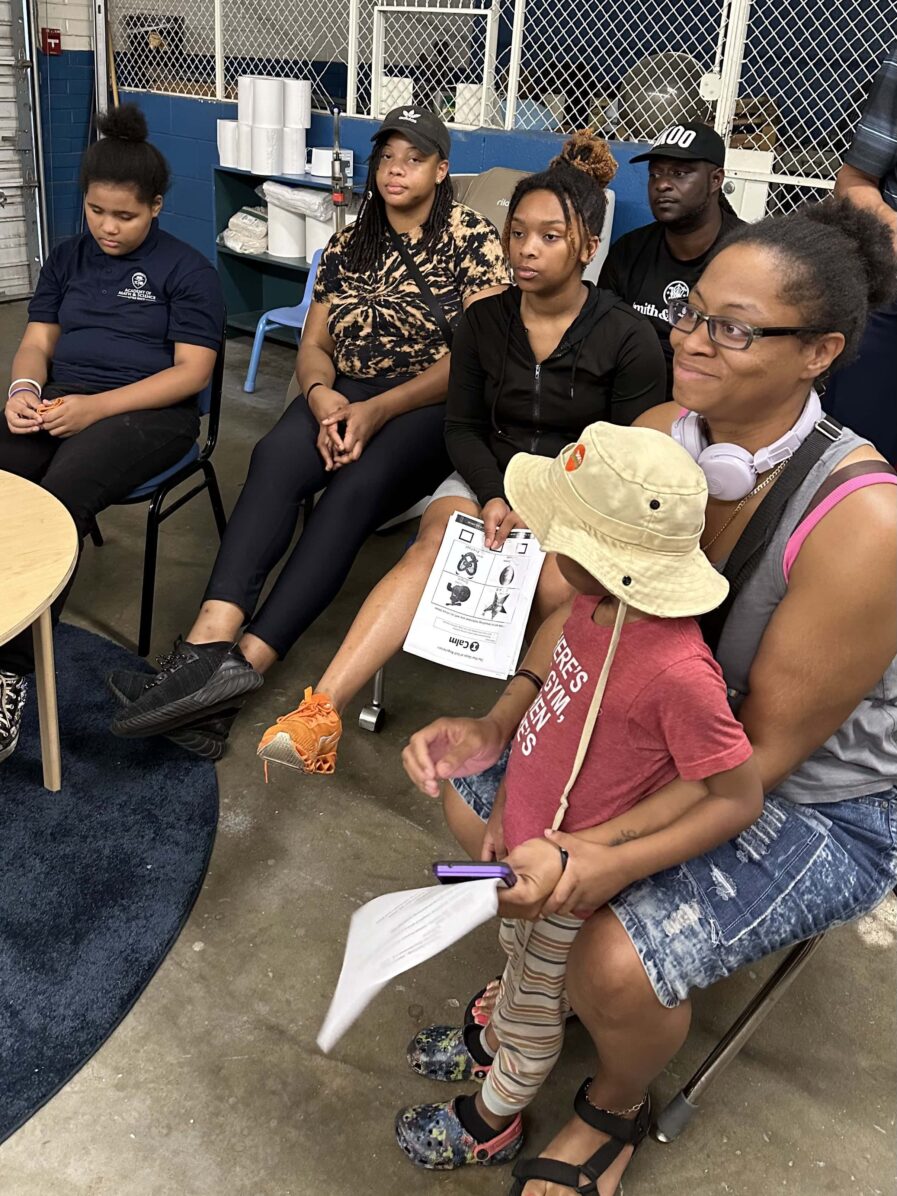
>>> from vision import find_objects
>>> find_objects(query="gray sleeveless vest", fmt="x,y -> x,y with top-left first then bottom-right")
715,427 -> 897,803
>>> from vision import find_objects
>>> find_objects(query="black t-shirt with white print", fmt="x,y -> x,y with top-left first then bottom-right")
598,208 -> 744,398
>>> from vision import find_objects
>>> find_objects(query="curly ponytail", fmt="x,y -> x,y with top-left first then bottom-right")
502,131 -> 617,265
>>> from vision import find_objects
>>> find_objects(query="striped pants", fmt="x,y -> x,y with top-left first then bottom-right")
481,912 -> 584,1117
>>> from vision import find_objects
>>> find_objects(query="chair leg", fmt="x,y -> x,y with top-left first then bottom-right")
138,492 -> 164,657
88,516 -> 104,548
203,461 -> 228,538
651,934 -> 826,1143
359,665 -> 386,732
243,317 -> 270,393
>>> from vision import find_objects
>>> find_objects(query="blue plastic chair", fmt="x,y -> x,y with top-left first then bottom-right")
89,335 -> 228,657
243,249 -> 323,393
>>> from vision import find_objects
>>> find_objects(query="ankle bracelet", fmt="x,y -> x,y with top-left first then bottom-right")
584,1081 -> 646,1118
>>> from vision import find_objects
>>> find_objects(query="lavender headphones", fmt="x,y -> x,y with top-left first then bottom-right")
671,390 -> 822,501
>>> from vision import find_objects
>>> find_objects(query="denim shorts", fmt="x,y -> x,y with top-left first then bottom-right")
452,757 -> 897,1009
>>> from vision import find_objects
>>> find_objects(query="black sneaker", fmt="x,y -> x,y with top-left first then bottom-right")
109,638 -> 263,738
0,670 -> 27,763
106,668 -> 240,761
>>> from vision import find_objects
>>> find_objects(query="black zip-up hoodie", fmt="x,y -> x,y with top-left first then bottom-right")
444,284 -> 667,506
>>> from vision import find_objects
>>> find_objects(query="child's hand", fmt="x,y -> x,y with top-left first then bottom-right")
402,716 -> 509,797
540,830 -> 631,917
480,808 -> 506,861
498,838 -> 564,920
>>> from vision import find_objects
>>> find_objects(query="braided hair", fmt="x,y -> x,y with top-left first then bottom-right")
345,137 -> 454,274
501,131 -> 617,264
80,104 -> 170,204
720,196 -> 897,371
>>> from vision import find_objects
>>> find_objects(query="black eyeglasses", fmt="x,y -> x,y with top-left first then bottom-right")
667,299 -> 827,351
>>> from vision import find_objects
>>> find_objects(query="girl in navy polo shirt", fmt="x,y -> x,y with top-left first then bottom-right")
0,104 -> 223,764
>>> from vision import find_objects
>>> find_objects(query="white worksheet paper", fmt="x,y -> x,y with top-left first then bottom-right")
317,879 -> 500,1053
403,511 -> 546,680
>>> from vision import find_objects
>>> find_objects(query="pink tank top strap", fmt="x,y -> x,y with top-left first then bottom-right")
783,461 -> 897,582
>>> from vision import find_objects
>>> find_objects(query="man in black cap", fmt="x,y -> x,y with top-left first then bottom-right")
599,122 -> 744,398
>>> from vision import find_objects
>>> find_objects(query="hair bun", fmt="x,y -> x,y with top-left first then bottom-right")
96,103 -> 148,143
804,197 -> 897,310
551,131 -> 618,187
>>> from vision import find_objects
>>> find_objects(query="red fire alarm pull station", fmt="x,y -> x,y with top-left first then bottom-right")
41,28 -> 62,54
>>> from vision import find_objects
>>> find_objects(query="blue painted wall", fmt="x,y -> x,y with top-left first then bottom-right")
37,66 -> 655,260
119,91 -> 655,261
38,50 -> 94,246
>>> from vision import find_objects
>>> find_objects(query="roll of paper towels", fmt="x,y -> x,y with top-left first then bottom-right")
268,207 -> 307,259
238,122 -> 252,170
305,214 -> 334,258
237,76 -> 254,124
251,126 -> 283,174
282,127 -> 307,175
284,79 -> 312,129
217,120 -> 239,168
305,212 -> 356,257
251,76 -> 284,128
307,147 -> 354,178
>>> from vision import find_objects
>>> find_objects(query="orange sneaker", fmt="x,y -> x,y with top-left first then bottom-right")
256,688 -> 342,776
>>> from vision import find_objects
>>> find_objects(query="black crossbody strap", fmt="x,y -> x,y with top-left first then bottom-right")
386,224 -> 454,349
701,416 -> 842,654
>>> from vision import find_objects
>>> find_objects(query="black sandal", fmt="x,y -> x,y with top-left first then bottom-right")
509,1079 -> 652,1195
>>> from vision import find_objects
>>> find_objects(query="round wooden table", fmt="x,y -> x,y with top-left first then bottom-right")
0,470 -> 78,791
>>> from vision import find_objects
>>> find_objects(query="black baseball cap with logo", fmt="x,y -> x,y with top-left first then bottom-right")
373,107 -> 451,160
631,122 -> 726,167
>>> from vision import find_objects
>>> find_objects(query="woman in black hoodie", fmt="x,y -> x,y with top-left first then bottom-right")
261,134 -> 666,774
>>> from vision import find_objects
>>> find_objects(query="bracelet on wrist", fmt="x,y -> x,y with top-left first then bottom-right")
305,381 -> 328,402
9,377 -> 42,399
8,388 -> 41,401
512,668 -> 544,692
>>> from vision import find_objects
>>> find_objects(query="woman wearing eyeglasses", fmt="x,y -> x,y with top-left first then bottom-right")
400,197 -> 897,1192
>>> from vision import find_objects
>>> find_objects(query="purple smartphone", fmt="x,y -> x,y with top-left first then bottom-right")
432,861 -> 517,887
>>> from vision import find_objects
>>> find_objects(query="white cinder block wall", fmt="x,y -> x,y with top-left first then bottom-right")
38,0 -> 93,51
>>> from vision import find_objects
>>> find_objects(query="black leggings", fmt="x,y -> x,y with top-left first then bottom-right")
0,387 -> 198,675
203,376 -> 451,658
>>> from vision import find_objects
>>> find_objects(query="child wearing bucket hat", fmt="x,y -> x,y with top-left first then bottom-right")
396,422 -> 763,1176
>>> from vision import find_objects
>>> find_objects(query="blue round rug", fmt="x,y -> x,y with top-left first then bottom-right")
0,622 -> 218,1143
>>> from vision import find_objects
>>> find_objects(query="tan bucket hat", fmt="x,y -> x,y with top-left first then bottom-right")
504,421 -> 729,619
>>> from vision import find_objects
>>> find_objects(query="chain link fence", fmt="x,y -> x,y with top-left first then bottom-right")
508,0 -> 724,136
371,0 -> 502,126
110,0 -> 217,96
735,0 -> 894,216
220,0 -> 351,106
108,0 -> 896,215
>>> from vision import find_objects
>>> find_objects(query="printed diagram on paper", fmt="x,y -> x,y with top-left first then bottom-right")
403,511 -> 545,679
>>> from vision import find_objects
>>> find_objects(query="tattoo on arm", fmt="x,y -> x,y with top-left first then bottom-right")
609,829 -> 642,846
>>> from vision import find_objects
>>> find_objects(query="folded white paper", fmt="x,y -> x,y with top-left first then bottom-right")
317,878 -> 500,1053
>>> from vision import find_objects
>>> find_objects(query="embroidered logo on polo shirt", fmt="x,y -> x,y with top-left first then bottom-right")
118,271 -> 157,303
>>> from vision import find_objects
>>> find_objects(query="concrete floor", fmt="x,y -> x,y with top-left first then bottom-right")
0,298 -> 894,1196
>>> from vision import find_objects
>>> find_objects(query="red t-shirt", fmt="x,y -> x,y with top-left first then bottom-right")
502,595 -> 753,852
